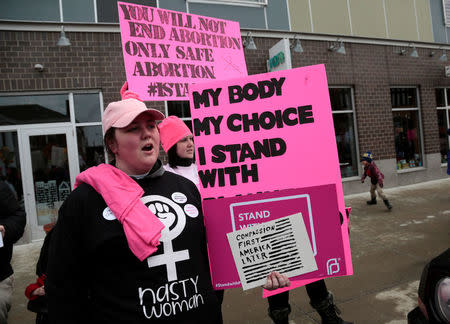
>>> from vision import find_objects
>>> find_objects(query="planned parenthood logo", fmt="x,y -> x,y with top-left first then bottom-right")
326,258 -> 340,275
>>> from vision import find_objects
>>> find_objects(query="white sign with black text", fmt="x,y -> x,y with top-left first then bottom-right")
226,213 -> 317,290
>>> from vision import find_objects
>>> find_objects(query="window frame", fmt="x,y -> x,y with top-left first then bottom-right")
0,89 -> 106,164
435,87 -> 450,166
164,101 -> 191,122
329,86 -> 360,180
186,0 -> 268,8
390,86 -> 425,172
443,0 -> 450,27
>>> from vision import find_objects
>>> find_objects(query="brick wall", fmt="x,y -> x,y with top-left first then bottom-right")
244,37 -> 450,159
1,30 -> 449,158
0,30 -> 165,112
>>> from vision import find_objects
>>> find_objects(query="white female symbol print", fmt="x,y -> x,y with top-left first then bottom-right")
142,193 -> 199,281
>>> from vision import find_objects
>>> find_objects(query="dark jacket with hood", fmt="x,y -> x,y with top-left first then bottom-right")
0,180 -> 26,281
46,160 -> 221,324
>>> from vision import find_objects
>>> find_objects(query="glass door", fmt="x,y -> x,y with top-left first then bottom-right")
19,126 -> 79,241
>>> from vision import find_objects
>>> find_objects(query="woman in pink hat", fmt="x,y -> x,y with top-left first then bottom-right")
158,116 -> 198,185
46,84 -> 228,324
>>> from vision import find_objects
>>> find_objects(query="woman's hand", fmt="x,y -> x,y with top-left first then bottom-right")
262,271 -> 290,290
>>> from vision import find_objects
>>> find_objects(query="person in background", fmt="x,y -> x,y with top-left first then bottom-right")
0,179 -> 26,324
447,128 -> 450,175
158,116 -> 198,185
25,224 -> 54,324
361,151 -> 392,210
47,84 -> 287,324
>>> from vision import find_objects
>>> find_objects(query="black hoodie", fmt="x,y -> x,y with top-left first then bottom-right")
47,161 -> 221,324
0,180 -> 26,281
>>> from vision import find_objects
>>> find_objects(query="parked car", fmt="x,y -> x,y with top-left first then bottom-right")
407,248 -> 450,323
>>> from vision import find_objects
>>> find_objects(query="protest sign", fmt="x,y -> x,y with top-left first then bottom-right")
189,64 -> 352,291
203,185 -> 346,290
227,213 -> 317,290
118,2 -> 247,100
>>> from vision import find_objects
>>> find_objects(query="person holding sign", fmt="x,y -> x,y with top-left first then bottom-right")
47,84 -> 224,323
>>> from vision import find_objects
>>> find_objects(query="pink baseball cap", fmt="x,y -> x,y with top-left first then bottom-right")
158,116 -> 193,153
102,82 -> 165,133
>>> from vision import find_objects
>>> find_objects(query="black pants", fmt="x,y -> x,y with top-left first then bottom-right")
35,312 -> 49,324
215,290 -> 225,324
267,279 -> 328,310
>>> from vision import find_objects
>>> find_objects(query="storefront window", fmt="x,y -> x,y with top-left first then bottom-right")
73,93 -> 102,123
330,88 -> 358,178
0,0 -> 155,23
0,132 -> 23,206
167,101 -> 193,131
0,94 -> 70,125
435,88 -> 450,164
72,92 -> 105,168
391,88 -> 418,108
436,89 -> 446,107
97,0 -> 156,23
76,126 -> 105,171
391,87 -> 423,170
187,0 -> 267,6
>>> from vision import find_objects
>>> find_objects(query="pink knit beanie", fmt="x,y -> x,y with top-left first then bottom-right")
158,116 -> 192,153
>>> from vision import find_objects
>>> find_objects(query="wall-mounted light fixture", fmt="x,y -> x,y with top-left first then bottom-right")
396,43 -> 419,58
243,32 -> 257,50
291,35 -> 303,53
34,64 -> 44,72
328,39 -> 346,55
439,49 -> 447,62
56,26 -> 71,47
410,44 -> 419,58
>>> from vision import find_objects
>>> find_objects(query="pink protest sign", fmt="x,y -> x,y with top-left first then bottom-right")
203,185 -> 347,290
188,64 -> 352,290
118,2 -> 247,101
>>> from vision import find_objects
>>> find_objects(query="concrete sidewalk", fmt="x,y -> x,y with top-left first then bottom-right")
8,178 -> 450,324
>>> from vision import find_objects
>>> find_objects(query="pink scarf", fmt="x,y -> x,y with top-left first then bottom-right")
75,164 -> 164,261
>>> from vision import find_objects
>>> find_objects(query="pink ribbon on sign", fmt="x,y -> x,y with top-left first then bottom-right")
75,164 -> 164,261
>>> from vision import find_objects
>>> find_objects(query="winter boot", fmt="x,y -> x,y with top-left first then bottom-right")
268,305 -> 291,324
383,199 -> 392,210
310,293 -> 353,324
366,197 -> 377,205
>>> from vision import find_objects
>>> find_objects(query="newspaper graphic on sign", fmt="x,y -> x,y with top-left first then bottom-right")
226,213 -> 317,290
229,194 -> 317,256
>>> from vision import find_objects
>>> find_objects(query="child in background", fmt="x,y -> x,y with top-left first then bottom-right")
361,151 -> 392,210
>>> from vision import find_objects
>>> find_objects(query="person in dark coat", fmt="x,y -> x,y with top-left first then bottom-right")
447,128 -> 450,175
25,225 -> 54,324
0,180 -> 26,324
